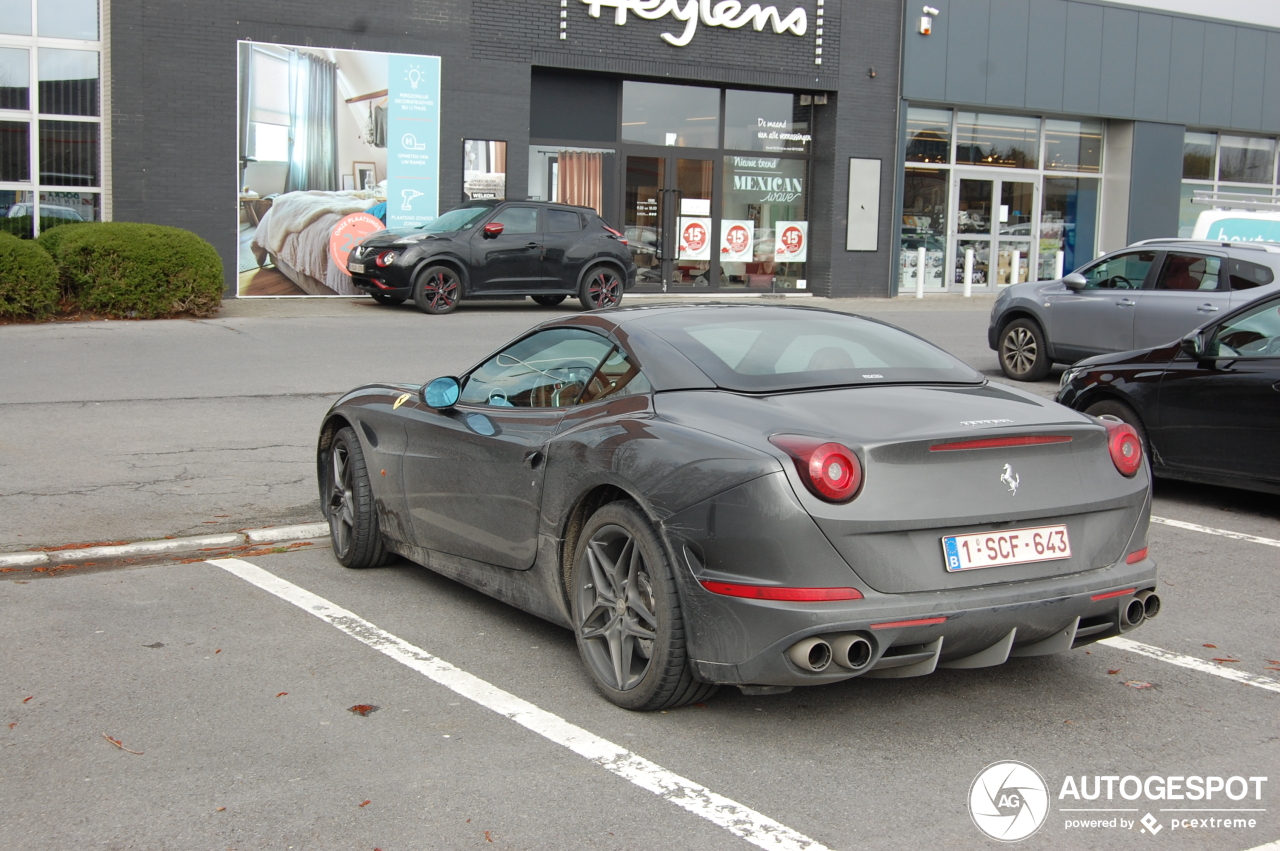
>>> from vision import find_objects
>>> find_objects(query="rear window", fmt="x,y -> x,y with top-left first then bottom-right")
639,309 -> 983,392
1228,258 -> 1276,290
546,209 -> 583,232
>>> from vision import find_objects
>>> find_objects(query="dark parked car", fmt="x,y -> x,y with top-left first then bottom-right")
317,304 -> 1157,711
989,239 -> 1280,381
346,201 -> 636,314
1057,292 -> 1280,495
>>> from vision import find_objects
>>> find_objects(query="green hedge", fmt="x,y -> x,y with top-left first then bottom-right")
37,220 -> 97,260
0,233 -> 60,319
52,222 -> 224,318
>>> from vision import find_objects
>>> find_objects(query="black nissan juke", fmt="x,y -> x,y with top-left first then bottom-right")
346,201 -> 637,315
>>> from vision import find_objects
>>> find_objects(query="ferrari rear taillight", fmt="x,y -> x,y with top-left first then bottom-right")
1103,420 -> 1143,477
603,225 -> 628,245
769,434 -> 863,503
375,250 -> 397,267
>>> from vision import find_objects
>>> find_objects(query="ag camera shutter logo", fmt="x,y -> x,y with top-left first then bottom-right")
969,761 -> 1050,842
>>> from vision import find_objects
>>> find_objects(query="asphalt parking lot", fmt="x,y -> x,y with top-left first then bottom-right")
2,296 -> 1277,850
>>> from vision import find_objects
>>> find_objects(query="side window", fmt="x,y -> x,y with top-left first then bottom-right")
1079,251 -> 1156,290
489,206 -> 539,235
546,209 -> 582,233
1154,253 -> 1223,292
1210,300 -> 1280,358
579,347 -> 652,404
459,328 -> 614,408
1229,258 -> 1276,291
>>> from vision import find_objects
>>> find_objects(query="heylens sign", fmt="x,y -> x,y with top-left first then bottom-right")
582,0 -> 808,46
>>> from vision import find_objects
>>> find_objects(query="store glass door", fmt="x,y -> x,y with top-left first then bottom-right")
951,174 -> 1038,290
623,152 -> 715,291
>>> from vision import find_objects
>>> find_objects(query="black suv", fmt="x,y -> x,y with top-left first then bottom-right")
346,201 -> 636,314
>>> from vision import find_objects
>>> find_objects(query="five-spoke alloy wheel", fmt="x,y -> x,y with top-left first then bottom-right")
414,266 -> 462,315
324,426 -> 391,568
570,501 -> 716,710
579,266 -> 624,311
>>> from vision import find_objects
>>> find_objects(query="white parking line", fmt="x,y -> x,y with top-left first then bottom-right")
208,558 -> 830,851
1150,516 -> 1280,548
1244,840 -> 1280,850
1100,637 -> 1280,695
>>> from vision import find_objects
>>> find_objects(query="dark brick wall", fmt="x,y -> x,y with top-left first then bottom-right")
109,0 -> 901,298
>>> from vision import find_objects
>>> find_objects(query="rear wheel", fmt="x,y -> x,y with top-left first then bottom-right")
578,266 -> 624,311
413,266 -> 461,315
370,293 -> 405,306
570,501 -> 716,711
324,427 -> 392,569
1085,399 -> 1151,459
998,318 -> 1052,381
532,294 -> 567,307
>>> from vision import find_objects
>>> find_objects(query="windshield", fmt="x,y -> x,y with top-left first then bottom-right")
639,308 -> 983,392
416,204 -> 493,234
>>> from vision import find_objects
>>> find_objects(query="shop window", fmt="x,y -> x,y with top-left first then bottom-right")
463,139 -> 506,201
1183,132 -> 1215,179
900,168 -> 947,289
1218,136 -> 1276,184
1039,177 -> 1098,277
0,120 -> 31,182
724,90 -> 810,154
621,81 -> 719,148
1,0 -> 32,36
0,190 -> 34,238
38,119 -> 97,185
528,145 -> 615,216
721,156 -> 807,289
37,0 -> 97,40
0,47 -> 30,110
38,47 -> 98,116
1043,119 -> 1101,173
955,112 -> 1038,169
905,107 -> 951,164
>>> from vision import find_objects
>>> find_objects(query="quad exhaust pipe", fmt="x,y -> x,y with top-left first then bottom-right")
787,633 -> 876,673
1121,596 -> 1146,629
1136,589 -> 1160,620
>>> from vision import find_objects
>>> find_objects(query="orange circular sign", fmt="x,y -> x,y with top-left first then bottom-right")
329,212 -> 386,270
682,221 -> 707,253
777,225 -> 805,256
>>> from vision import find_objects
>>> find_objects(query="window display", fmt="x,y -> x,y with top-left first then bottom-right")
528,145 -> 615,215
901,168 -> 946,289
721,156 -> 807,289
724,90 -> 810,154
1039,178 -> 1097,278
463,139 -> 506,201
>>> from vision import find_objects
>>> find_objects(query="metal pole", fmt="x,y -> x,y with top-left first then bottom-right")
916,246 -> 926,299
1054,250 -> 1065,280
963,248 -> 974,298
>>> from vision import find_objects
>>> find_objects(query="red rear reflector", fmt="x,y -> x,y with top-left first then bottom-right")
870,616 -> 947,630
1091,587 -> 1137,602
769,434 -> 863,503
1125,547 -> 1148,564
699,581 -> 863,602
930,435 -> 1073,451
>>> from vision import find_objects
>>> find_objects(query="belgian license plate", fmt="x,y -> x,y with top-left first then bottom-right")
349,262 -> 365,274
942,524 -> 1071,572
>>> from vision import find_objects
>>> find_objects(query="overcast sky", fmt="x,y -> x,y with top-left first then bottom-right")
1106,0 -> 1280,29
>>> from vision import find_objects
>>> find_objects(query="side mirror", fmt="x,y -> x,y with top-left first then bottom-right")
1180,331 -> 1207,360
1063,272 -> 1087,291
422,376 -> 461,409
482,222 -> 504,239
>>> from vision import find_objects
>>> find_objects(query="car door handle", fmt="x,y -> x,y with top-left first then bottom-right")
525,242 -> 539,250
1196,304 -> 1220,313
1116,298 -> 1137,307
523,450 -> 544,469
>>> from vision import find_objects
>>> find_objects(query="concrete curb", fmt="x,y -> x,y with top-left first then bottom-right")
0,522 -> 329,568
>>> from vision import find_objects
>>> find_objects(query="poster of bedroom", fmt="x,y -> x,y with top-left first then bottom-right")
236,42 -> 440,296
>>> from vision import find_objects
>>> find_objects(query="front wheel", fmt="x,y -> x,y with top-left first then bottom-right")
578,266 -> 624,311
532,294 -> 567,307
413,266 -> 462,315
998,318 -> 1052,381
324,427 -> 392,568
570,501 -> 716,711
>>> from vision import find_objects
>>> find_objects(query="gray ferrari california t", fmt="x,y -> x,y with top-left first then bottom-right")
317,304 -> 1158,710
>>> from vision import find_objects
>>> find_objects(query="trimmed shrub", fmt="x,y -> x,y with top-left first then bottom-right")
54,222 -> 224,318
0,232 -> 60,319
37,220 -> 97,259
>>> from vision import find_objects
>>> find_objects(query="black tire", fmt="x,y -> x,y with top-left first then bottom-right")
413,266 -> 462,315
578,266 -> 624,311
998,317 -> 1053,381
569,501 -> 717,711
323,427 -> 392,569
1085,398 -> 1151,459
532,294 -> 568,307
370,293 -> 406,306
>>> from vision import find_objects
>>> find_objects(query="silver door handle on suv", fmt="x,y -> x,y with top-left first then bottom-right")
1116,297 -> 1137,307
1196,303 -> 1220,313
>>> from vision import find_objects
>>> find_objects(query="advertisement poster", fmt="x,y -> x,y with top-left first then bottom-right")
678,217 -> 712,261
720,219 -> 754,262
774,220 -> 808,262
236,42 -> 440,296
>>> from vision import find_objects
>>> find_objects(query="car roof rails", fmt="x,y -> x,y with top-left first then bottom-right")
1128,237 -> 1280,253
